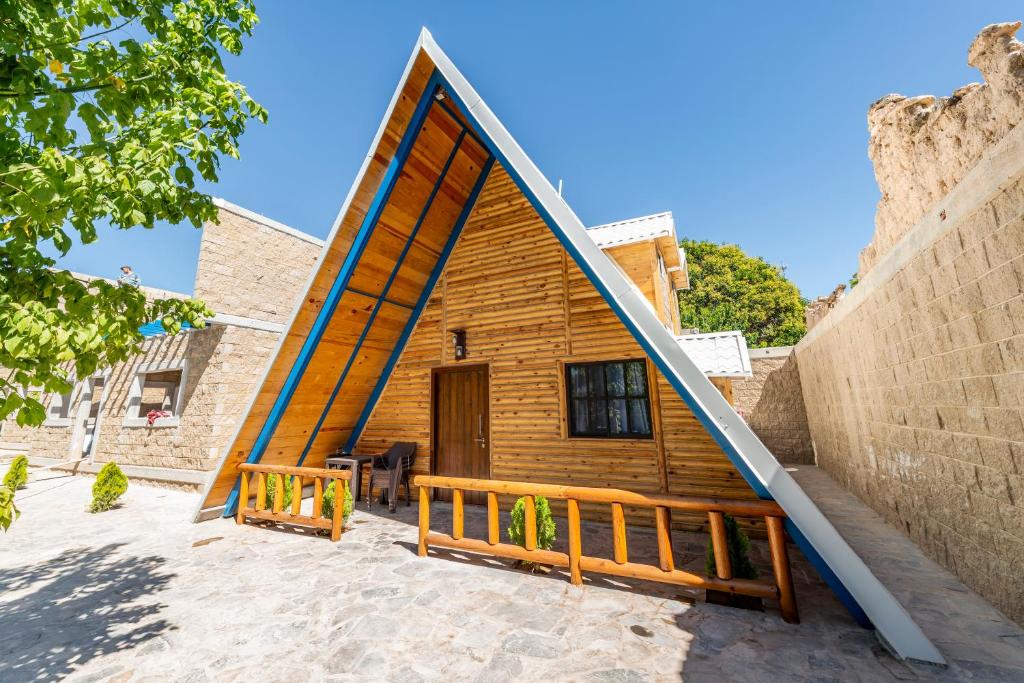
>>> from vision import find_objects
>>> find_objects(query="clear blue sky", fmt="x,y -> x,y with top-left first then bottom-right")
52,1 -> 1022,299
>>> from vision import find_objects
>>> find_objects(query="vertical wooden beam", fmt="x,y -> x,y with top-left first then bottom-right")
524,494 -> 537,551
236,472 -> 249,525
312,477 -> 323,519
452,489 -> 464,540
766,516 -> 799,624
487,491 -> 499,545
330,477 -> 344,542
611,502 -> 628,565
655,506 -> 674,572
291,475 -> 302,516
567,498 -> 583,586
708,511 -> 732,579
255,472 -> 266,511
646,359 -> 670,493
418,486 -> 431,557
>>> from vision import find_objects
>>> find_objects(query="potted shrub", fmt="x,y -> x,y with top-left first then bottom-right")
90,462 -> 128,512
3,455 -> 29,490
507,495 -> 557,573
705,514 -> 763,611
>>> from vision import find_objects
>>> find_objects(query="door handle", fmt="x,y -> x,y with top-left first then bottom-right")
475,414 -> 486,448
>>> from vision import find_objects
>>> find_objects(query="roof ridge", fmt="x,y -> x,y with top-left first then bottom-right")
587,210 -> 674,231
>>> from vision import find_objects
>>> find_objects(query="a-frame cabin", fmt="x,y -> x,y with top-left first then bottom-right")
197,29 -> 942,663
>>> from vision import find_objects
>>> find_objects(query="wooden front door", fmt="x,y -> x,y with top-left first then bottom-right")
433,365 -> 490,503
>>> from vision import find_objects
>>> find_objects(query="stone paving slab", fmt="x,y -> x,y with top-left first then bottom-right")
0,472 -> 1018,681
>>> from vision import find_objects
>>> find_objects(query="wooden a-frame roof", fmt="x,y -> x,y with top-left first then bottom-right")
194,29 -> 942,664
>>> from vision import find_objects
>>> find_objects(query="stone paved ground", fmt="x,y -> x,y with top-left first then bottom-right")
1,471 -> 1022,682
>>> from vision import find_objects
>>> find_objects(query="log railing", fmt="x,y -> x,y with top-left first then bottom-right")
413,474 -> 798,623
236,463 -> 351,542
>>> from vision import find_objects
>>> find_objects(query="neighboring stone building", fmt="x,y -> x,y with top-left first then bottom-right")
0,199 -> 322,489
733,347 -> 814,465
796,22 -> 1024,623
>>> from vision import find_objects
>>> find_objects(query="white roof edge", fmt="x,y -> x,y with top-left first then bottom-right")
420,32 -> 942,664
212,197 -> 324,247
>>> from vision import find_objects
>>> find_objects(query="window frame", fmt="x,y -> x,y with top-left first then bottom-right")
42,374 -> 77,427
564,359 -> 654,440
123,360 -> 188,428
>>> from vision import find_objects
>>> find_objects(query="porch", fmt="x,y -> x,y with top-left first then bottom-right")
3,470 -> 1022,681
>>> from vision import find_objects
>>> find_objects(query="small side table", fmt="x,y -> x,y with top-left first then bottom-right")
325,455 -> 373,502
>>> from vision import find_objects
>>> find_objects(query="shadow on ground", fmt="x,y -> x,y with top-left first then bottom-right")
0,544 -> 176,682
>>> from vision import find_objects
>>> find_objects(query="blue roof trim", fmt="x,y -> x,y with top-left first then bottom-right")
139,320 -> 192,337
294,126 -> 472,467
221,70 -> 446,518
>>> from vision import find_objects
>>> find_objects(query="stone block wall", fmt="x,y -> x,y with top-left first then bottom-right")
195,199 -> 323,323
732,347 -> 814,464
797,81 -> 1024,622
0,202 -> 322,489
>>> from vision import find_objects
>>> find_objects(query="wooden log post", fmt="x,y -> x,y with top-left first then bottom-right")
708,511 -> 732,579
487,492 -> 499,545
291,475 -> 302,516
330,476 -> 345,542
418,486 -> 431,557
523,494 -> 537,551
452,489 -> 465,540
312,477 -> 323,519
272,473 -> 284,514
655,506 -> 674,572
236,473 -> 249,525
766,516 -> 799,624
255,473 -> 267,511
567,498 -> 583,586
611,502 -> 628,565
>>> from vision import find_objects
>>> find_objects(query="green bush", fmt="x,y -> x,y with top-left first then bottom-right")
4,455 -> 29,490
0,483 -> 19,531
264,474 -> 294,510
705,514 -> 758,580
321,480 -> 353,524
90,462 -> 128,513
507,495 -> 557,550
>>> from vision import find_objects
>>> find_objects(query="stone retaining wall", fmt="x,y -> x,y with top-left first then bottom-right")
797,26 -> 1024,621
732,347 -> 814,464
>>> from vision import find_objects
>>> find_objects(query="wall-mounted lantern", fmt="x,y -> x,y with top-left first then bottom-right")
451,329 -> 467,361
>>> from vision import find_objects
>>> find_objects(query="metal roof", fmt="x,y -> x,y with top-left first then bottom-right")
677,330 -> 753,378
586,211 -> 677,248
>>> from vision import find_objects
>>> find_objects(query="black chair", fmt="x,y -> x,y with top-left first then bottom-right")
366,442 -> 417,512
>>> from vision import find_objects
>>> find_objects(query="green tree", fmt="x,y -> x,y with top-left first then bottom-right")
0,1 -> 266,427
678,239 -> 806,348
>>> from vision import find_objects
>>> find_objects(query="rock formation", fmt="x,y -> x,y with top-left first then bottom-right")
860,21 -> 1024,274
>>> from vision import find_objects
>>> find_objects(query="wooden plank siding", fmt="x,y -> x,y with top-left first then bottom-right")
357,165 -> 759,531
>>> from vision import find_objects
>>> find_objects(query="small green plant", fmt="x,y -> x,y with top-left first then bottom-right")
264,474 -> 294,510
0,483 -> 19,531
706,514 -> 758,580
89,462 -> 128,513
321,480 -> 353,525
508,495 -> 557,550
4,455 -> 29,490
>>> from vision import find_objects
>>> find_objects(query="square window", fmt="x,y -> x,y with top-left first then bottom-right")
565,360 -> 652,439
124,365 -> 186,427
